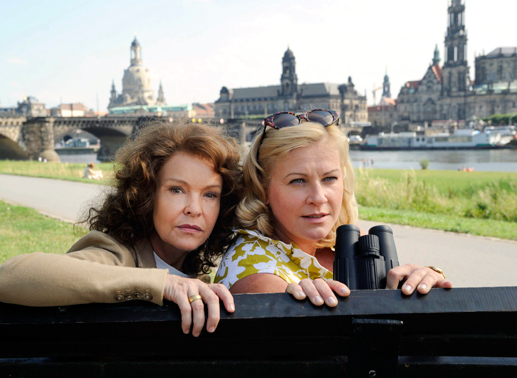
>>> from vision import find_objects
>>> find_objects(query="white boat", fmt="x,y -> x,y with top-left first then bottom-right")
361,129 -> 514,150
484,126 -> 517,145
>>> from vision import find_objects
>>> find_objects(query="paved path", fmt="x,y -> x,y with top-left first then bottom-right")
1,173 -> 516,288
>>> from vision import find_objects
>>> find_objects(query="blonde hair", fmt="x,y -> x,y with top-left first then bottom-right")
237,122 -> 358,248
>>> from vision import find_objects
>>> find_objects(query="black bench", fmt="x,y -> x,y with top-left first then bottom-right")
1,286 -> 516,377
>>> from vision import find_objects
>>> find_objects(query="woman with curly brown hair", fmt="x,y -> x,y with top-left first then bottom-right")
0,120 -> 241,337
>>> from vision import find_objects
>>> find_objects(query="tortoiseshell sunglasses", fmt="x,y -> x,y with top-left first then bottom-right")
256,109 -> 340,161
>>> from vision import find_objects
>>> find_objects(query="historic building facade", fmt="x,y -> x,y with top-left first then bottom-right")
382,0 -> 517,127
108,38 -> 167,112
214,48 -> 368,125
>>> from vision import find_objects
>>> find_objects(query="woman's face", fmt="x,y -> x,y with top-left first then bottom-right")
152,152 -> 222,267
267,139 -> 343,255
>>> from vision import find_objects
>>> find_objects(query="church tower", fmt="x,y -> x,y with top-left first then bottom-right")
109,80 -> 117,107
442,0 -> 470,97
382,70 -> 391,98
130,37 -> 143,66
279,47 -> 298,97
156,81 -> 166,105
433,44 -> 441,66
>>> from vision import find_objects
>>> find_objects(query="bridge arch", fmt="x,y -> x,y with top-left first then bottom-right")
0,133 -> 28,160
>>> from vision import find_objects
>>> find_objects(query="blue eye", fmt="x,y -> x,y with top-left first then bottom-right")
324,176 -> 338,182
289,178 -> 306,185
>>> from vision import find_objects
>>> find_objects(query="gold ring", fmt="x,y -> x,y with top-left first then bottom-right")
188,294 -> 202,304
426,266 -> 446,280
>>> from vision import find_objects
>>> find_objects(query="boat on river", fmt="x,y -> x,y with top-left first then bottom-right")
361,128 -> 515,150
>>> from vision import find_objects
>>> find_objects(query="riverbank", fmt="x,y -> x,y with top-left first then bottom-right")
1,161 -> 516,240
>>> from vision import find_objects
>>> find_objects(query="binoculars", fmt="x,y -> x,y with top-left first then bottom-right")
333,224 -> 399,290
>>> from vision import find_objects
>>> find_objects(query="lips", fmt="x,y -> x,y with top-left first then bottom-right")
302,213 -> 328,220
177,224 -> 202,232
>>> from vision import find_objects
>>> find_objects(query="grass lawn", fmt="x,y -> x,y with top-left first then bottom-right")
0,200 -> 87,264
358,168 -> 517,196
0,160 -> 115,185
359,206 -> 517,241
355,168 -> 517,224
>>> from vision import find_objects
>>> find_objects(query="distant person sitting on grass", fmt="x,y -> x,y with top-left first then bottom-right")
83,163 -> 103,180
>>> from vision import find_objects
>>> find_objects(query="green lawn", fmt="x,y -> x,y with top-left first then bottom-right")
0,200 -> 86,263
0,160 -> 115,184
360,168 -> 517,197
359,206 -> 517,241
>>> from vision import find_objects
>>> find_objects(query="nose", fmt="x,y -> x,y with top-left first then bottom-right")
307,182 -> 328,206
184,194 -> 202,216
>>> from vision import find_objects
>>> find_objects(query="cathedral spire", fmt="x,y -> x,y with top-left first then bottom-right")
382,70 -> 391,98
110,80 -> 117,105
433,44 -> 441,65
156,81 -> 166,104
280,46 -> 297,97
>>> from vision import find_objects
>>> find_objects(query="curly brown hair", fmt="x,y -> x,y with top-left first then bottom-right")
84,120 -> 241,276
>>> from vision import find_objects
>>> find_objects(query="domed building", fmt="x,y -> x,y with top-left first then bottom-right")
108,38 -> 167,113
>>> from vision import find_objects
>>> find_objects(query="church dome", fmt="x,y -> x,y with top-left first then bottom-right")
283,47 -> 295,61
122,66 -> 153,92
121,38 -> 155,106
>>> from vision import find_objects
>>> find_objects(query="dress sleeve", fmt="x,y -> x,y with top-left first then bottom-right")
0,231 -> 167,307
215,234 -> 298,288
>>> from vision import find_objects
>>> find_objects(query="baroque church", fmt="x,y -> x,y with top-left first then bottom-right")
214,48 -> 368,125
372,0 -> 517,127
108,38 -> 167,112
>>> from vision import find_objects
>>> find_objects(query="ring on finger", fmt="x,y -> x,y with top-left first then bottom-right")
189,294 -> 203,304
426,266 -> 446,280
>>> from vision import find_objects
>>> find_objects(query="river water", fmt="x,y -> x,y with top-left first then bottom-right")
350,149 -> 517,172
58,150 -> 517,172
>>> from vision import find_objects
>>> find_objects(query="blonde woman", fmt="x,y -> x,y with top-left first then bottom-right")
215,109 -> 451,306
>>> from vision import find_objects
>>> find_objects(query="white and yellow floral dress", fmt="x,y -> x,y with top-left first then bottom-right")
215,229 -> 333,289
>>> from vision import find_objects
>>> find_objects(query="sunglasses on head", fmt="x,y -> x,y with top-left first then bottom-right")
256,109 -> 340,161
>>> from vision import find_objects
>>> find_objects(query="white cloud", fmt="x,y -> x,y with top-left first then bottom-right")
6,58 -> 28,66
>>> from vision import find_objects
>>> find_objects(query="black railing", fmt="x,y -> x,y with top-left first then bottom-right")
0,287 -> 516,377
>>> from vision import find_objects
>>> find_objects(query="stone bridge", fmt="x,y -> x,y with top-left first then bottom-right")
0,115 -> 257,162
0,115 -> 362,162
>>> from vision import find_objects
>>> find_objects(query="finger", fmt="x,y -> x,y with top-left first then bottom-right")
209,283 -> 235,313
299,279 -> 324,306
434,279 -> 453,289
200,287 -> 221,334
401,268 -> 429,295
286,283 -> 307,300
326,279 -> 350,297
177,294 -> 193,335
415,274 -> 438,294
386,265 -> 414,290
188,292 -> 205,337
164,277 -> 193,335
313,279 -> 338,307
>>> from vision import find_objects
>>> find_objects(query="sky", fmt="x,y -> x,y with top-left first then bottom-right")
1,0 -> 516,111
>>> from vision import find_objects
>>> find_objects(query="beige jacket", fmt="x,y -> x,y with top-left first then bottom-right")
0,231 -> 168,306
